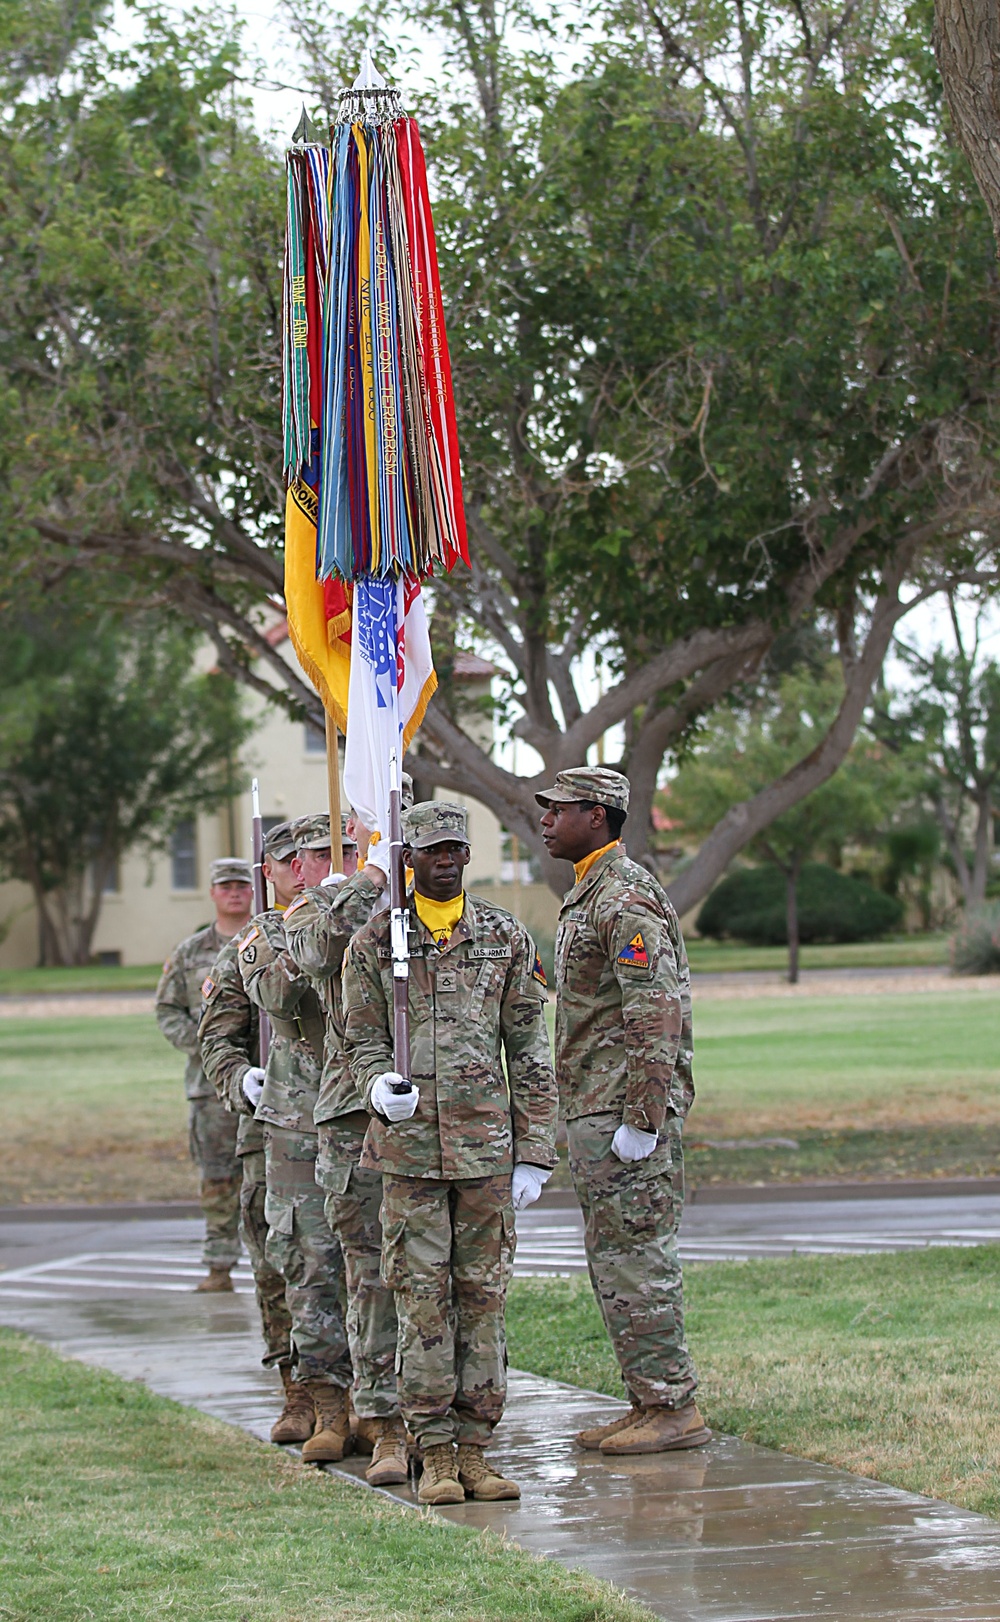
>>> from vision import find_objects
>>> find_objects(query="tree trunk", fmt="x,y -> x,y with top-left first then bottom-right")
970,790 -> 993,905
934,0 -> 1000,251
786,862 -> 801,984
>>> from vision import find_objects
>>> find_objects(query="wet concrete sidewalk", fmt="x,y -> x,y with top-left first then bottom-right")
2,1270 -> 999,1619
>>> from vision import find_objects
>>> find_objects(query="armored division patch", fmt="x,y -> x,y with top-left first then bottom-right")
532,952 -> 547,987
617,931 -> 649,968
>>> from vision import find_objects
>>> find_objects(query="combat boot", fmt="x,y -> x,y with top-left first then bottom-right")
600,1400 -> 711,1455
365,1416 -> 409,1487
195,1266 -> 233,1293
575,1407 -> 640,1450
417,1442 -> 465,1505
270,1367 -> 315,1445
353,1416 -> 378,1456
300,1381 -> 352,1463
456,1444 -> 520,1501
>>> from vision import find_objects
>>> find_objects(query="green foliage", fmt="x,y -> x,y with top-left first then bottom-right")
696,861 -> 903,945
0,597 -> 252,963
951,902 -> 1000,975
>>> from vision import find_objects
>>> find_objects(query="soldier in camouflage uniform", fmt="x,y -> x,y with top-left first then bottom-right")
238,812 -> 354,1464
198,821 -> 311,1445
539,766 -> 709,1456
155,857 -> 253,1291
284,813 -> 413,1486
343,801 -> 558,1506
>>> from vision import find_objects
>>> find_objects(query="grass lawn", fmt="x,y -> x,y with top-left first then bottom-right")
684,934 -> 950,974
0,963 -> 163,995
0,1015 -> 194,1204
507,1245 -> 1000,1518
0,1329 -> 649,1622
684,986 -> 1000,1184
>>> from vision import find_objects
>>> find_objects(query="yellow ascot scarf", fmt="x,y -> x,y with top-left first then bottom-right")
573,840 -> 620,886
414,890 -> 465,947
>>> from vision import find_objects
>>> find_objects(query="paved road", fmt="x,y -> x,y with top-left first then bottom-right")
2,1187 -> 1000,1296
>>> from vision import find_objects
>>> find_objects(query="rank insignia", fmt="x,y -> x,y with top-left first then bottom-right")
200,975 -> 216,999
617,931 -> 649,967
532,952 -> 547,987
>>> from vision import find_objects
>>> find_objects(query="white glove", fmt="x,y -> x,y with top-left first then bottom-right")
512,1163 -> 551,1211
242,1067 -> 266,1107
371,1072 -> 419,1121
612,1123 -> 658,1163
320,871 -> 347,887
364,839 -> 391,878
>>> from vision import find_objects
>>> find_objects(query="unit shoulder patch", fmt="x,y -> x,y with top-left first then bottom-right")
617,930 -> 649,968
531,951 -> 547,987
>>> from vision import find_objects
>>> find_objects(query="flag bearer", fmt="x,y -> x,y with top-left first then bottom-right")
538,767 -> 709,1456
342,802 -> 558,1505
156,858 -> 253,1291
238,814 -> 353,1463
198,822 -> 309,1445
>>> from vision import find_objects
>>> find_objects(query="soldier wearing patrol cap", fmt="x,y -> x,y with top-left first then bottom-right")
155,856 -> 254,1291
238,813 -> 355,1465
198,821 -> 313,1444
538,767 -> 708,1456
342,801 -> 558,1506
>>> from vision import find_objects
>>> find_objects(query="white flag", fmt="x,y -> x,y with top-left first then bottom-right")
343,575 -> 436,835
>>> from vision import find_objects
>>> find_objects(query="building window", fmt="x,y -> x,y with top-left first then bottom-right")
304,721 -> 326,754
102,859 -> 121,895
171,819 -> 198,890
499,832 -> 539,885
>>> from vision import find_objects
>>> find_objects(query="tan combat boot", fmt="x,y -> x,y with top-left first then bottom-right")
270,1367 -> 315,1445
417,1442 -> 465,1505
353,1415 -> 378,1456
365,1416 -> 410,1487
300,1382 -> 352,1463
456,1444 -> 520,1501
195,1267 -> 234,1293
599,1400 -> 711,1455
575,1408 -> 640,1450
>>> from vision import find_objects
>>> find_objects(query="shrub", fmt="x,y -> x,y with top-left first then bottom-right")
952,904 -> 1000,975
696,862 -> 904,945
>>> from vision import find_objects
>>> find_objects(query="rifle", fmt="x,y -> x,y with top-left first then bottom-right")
250,777 -> 271,1066
387,747 -> 411,1092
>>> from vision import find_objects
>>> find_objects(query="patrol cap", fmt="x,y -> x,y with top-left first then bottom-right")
535,767 -> 630,813
210,857 -> 253,886
263,821 -> 297,862
293,812 -> 331,851
403,800 -> 469,850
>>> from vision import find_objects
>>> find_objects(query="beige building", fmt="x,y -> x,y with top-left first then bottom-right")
0,622 -> 560,970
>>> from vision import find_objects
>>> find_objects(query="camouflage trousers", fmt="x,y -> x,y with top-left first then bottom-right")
380,1173 -> 515,1450
262,1125 -> 351,1389
317,1112 -> 399,1420
567,1111 -> 698,1410
239,1148 -> 293,1369
188,1096 -> 241,1269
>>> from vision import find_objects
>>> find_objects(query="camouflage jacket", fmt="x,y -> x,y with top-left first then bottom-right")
198,937 -> 263,1156
237,909 -> 325,1134
554,844 -> 693,1134
156,922 -> 235,1100
343,892 -> 558,1180
282,872 -> 384,1124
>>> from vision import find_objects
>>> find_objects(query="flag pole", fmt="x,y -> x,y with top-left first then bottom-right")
250,778 -> 271,1065
325,709 -> 344,873
387,743 -> 412,1089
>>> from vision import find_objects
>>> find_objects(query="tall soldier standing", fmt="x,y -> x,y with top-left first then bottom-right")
343,802 -> 559,1505
156,858 -> 254,1291
538,767 -> 709,1456
238,813 -> 353,1463
198,821 -> 310,1444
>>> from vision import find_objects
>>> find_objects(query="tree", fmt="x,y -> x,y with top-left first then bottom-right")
934,0 -> 1000,250
0,602 -> 253,964
667,667 -> 902,980
3,0 -> 1000,904
874,600 -> 1000,908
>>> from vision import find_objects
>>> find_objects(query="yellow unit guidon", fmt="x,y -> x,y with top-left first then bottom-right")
617,931 -> 649,968
532,952 -> 547,987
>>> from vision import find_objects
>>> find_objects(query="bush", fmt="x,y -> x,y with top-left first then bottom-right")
696,862 -> 904,945
952,905 -> 1000,975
